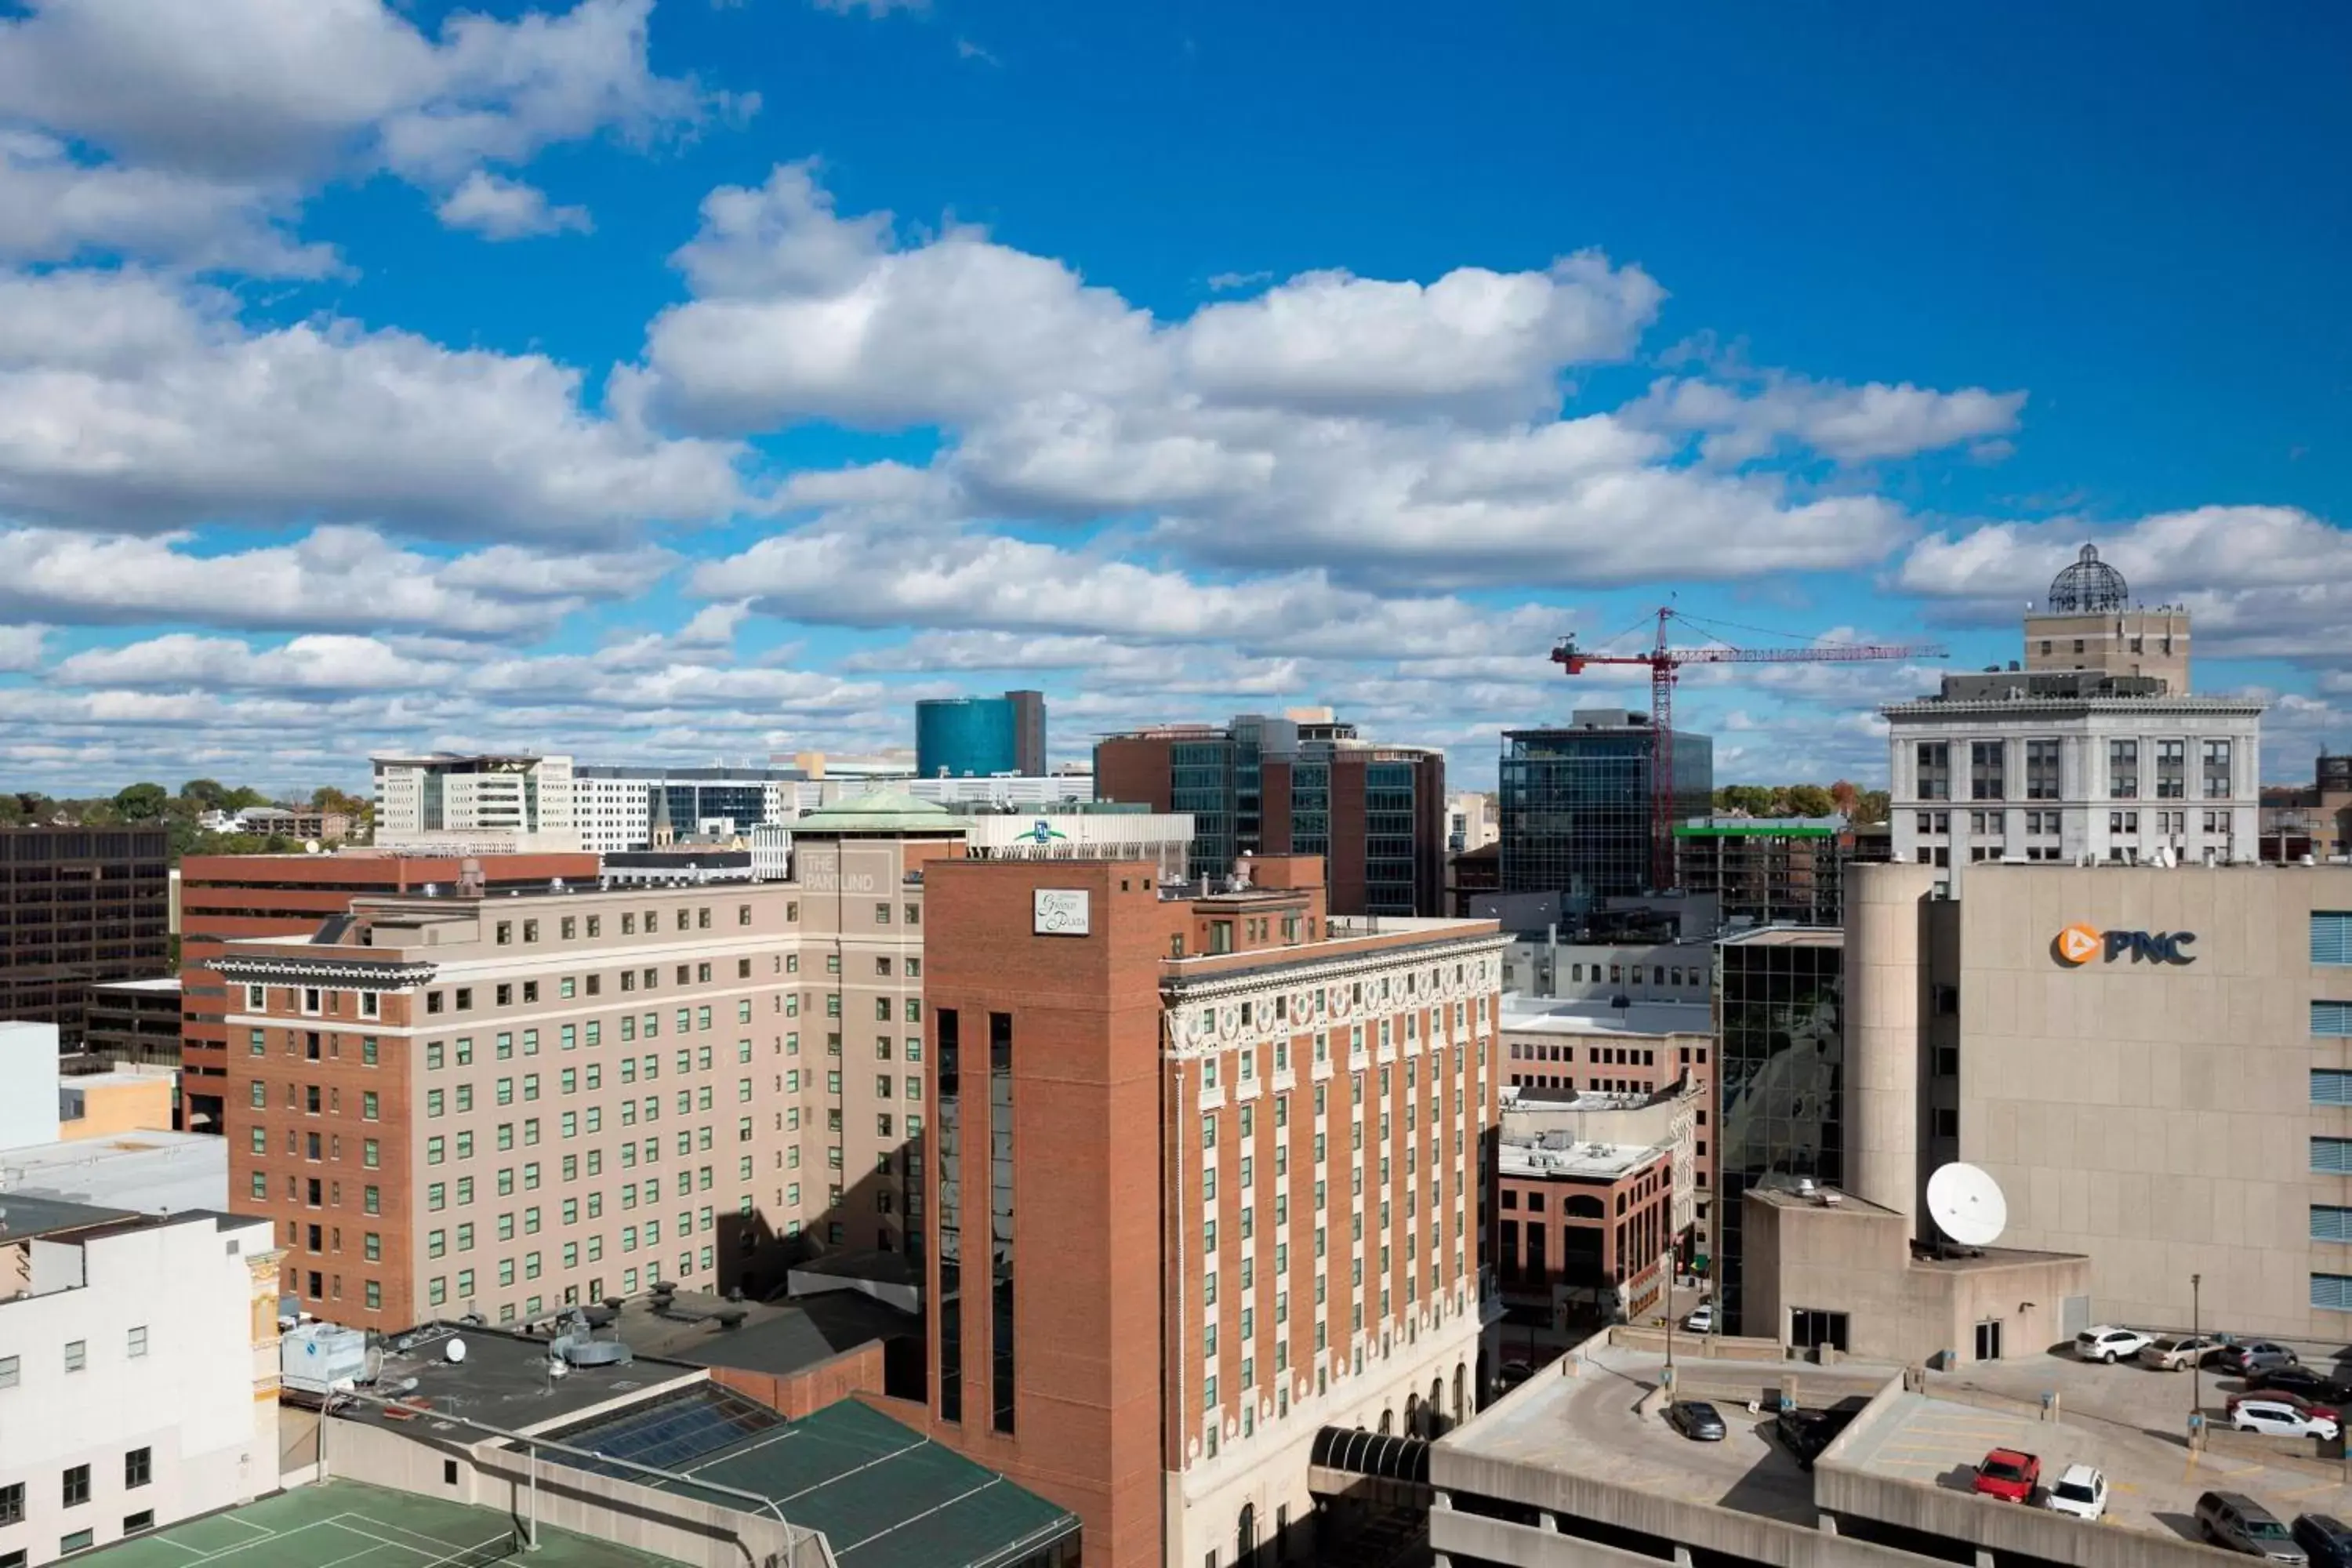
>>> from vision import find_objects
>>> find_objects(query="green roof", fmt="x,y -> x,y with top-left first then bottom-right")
641,1399 -> 1080,1568
792,789 -> 966,836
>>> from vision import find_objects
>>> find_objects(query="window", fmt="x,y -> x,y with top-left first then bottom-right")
2316,1275 -> 2352,1313
2025,738 -> 2060,800
126,1326 -> 147,1359
2316,1138 -> 2352,1174
1968,741 -> 2005,800
2313,915 -> 2352,969
2203,739 -> 2234,798
2316,1207 -> 2352,1243
2108,739 -> 2138,798
63,1464 -> 89,1507
2317,1004 -> 2352,1039
124,1447 -> 151,1488
1915,742 -> 1950,800
2318,1071 -> 2352,1106
2156,739 -> 2186,798
1788,1308 -> 1849,1352
64,1340 -> 85,1373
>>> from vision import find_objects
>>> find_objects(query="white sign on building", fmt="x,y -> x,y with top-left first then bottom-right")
1033,889 -> 1090,936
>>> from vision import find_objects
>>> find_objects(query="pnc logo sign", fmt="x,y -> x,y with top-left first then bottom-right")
2054,923 -> 2197,967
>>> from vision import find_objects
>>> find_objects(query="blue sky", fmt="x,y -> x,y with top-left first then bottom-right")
0,0 -> 2343,794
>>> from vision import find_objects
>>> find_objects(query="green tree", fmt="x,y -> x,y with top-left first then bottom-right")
1784,784 -> 1835,818
180,779 -> 230,811
112,782 -> 169,820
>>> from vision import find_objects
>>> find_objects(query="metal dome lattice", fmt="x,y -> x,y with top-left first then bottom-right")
2046,543 -> 2129,614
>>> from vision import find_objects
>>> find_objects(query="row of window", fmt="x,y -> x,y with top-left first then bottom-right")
0,1327 -> 147,1392
0,1449 -> 151,1526
1914,739 -> 2232,800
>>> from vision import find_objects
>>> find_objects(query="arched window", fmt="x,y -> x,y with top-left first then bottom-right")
1236,1503 -> 1256,1566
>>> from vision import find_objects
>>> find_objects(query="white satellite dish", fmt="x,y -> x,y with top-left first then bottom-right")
445,1338 -> 467,1364
1926,1162 -> 2008,1248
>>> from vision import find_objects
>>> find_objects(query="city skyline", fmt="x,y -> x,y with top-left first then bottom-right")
0,2 -> 2343,797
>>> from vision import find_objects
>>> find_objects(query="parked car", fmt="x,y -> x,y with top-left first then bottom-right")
2223,1341 -> 2304,1377
1773,1404 -> 1861,1471
2143,1334 -> 2228,1371
2250,1367 -> 2352,1405
2232,1399 -> 2341,1442
1972,1448 -> 2041,1503
1667,1400 -> 1727,1441
2043,1464 -> 2107,1522
1497,1360 -> 1534,1391
1683,1302 -> 1716,1334
2230,1401 -> 2343,1439
2074,1325 -> 2153,1363
2198,1490 -> 2310,1562
2293,1515 -> 2352,1568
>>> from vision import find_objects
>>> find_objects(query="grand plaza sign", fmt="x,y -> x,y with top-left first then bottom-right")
2054,923 -> 2198,967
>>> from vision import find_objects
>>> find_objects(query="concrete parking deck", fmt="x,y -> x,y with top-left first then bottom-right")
1446,1338 -> 1899,1526
83,1479 -> 684,1568
1878,1348 -> 2352,1545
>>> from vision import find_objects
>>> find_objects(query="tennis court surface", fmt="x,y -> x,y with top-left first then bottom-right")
83,1479 -> 685,1568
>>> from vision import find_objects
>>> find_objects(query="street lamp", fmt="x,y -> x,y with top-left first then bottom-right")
2191,1272 -> 2203,1421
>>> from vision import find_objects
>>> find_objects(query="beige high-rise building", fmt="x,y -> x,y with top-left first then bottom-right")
1846,858 -> 2352,1343
212,791 -> 965,1332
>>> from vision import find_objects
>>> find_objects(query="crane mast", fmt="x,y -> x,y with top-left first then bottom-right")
1548,607 -> 1945,891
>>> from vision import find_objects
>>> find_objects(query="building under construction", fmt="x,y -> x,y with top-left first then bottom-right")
1672,815 -> 1888,927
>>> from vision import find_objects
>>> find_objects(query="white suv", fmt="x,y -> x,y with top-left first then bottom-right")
2074,1325 -> 2152,1363
2044,1464 -> 2107,1521
2231,1398 -> 2340,1440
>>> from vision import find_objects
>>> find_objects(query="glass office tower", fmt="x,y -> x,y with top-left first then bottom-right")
1712,928 -> 1845,1334
1498,713 -> 1713,898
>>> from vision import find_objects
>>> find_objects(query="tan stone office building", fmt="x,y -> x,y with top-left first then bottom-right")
211,793 -> 967,1333
1844,858 -> 2352,1343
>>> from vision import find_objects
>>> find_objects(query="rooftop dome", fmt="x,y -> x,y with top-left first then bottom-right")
2046,543 -> 2129,615
790,788 -> 963,836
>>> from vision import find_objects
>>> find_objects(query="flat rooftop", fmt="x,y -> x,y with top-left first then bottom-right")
341,1323 -> 706,1436
1500,996 -> 1712,1037
1498,1138 -> 1664,1181
611,1287 -> 916,1378
0,1131 -> 226,1214
1443,1337 -> 1898,1526
80,1476 -> 683,1567
0,1191 -> 136,1244
1836,1352 -> 2352,1552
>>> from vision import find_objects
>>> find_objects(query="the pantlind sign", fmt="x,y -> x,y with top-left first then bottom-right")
2053,923 -> 2197,966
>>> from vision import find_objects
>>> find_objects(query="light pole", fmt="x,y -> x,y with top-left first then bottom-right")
2191,1273 -> 2203,1422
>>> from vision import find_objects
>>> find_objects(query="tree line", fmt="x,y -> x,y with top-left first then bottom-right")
1711,782 -> 1889,825
1,779 -> 373,859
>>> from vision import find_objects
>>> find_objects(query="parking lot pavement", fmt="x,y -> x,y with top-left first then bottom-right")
1912,1347 -> 2352,1542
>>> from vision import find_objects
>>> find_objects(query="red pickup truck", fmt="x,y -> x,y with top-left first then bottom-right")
1973,1448 -> 2041,1503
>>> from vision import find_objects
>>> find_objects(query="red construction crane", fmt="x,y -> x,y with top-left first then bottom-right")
1549,607 -> 1946,890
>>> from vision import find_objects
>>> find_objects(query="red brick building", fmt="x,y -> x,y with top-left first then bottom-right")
1092,713 -> 1449,919
1496,1136 -> 1678,1329
178,851 -> 596,1131
906,853 -> 1504,1568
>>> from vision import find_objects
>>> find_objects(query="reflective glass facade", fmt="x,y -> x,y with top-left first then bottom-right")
918,698 -> 1022,778
1713,935 -> 1844,1334
1364,761 -> 1419,913
1498,722 -> 1714,898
